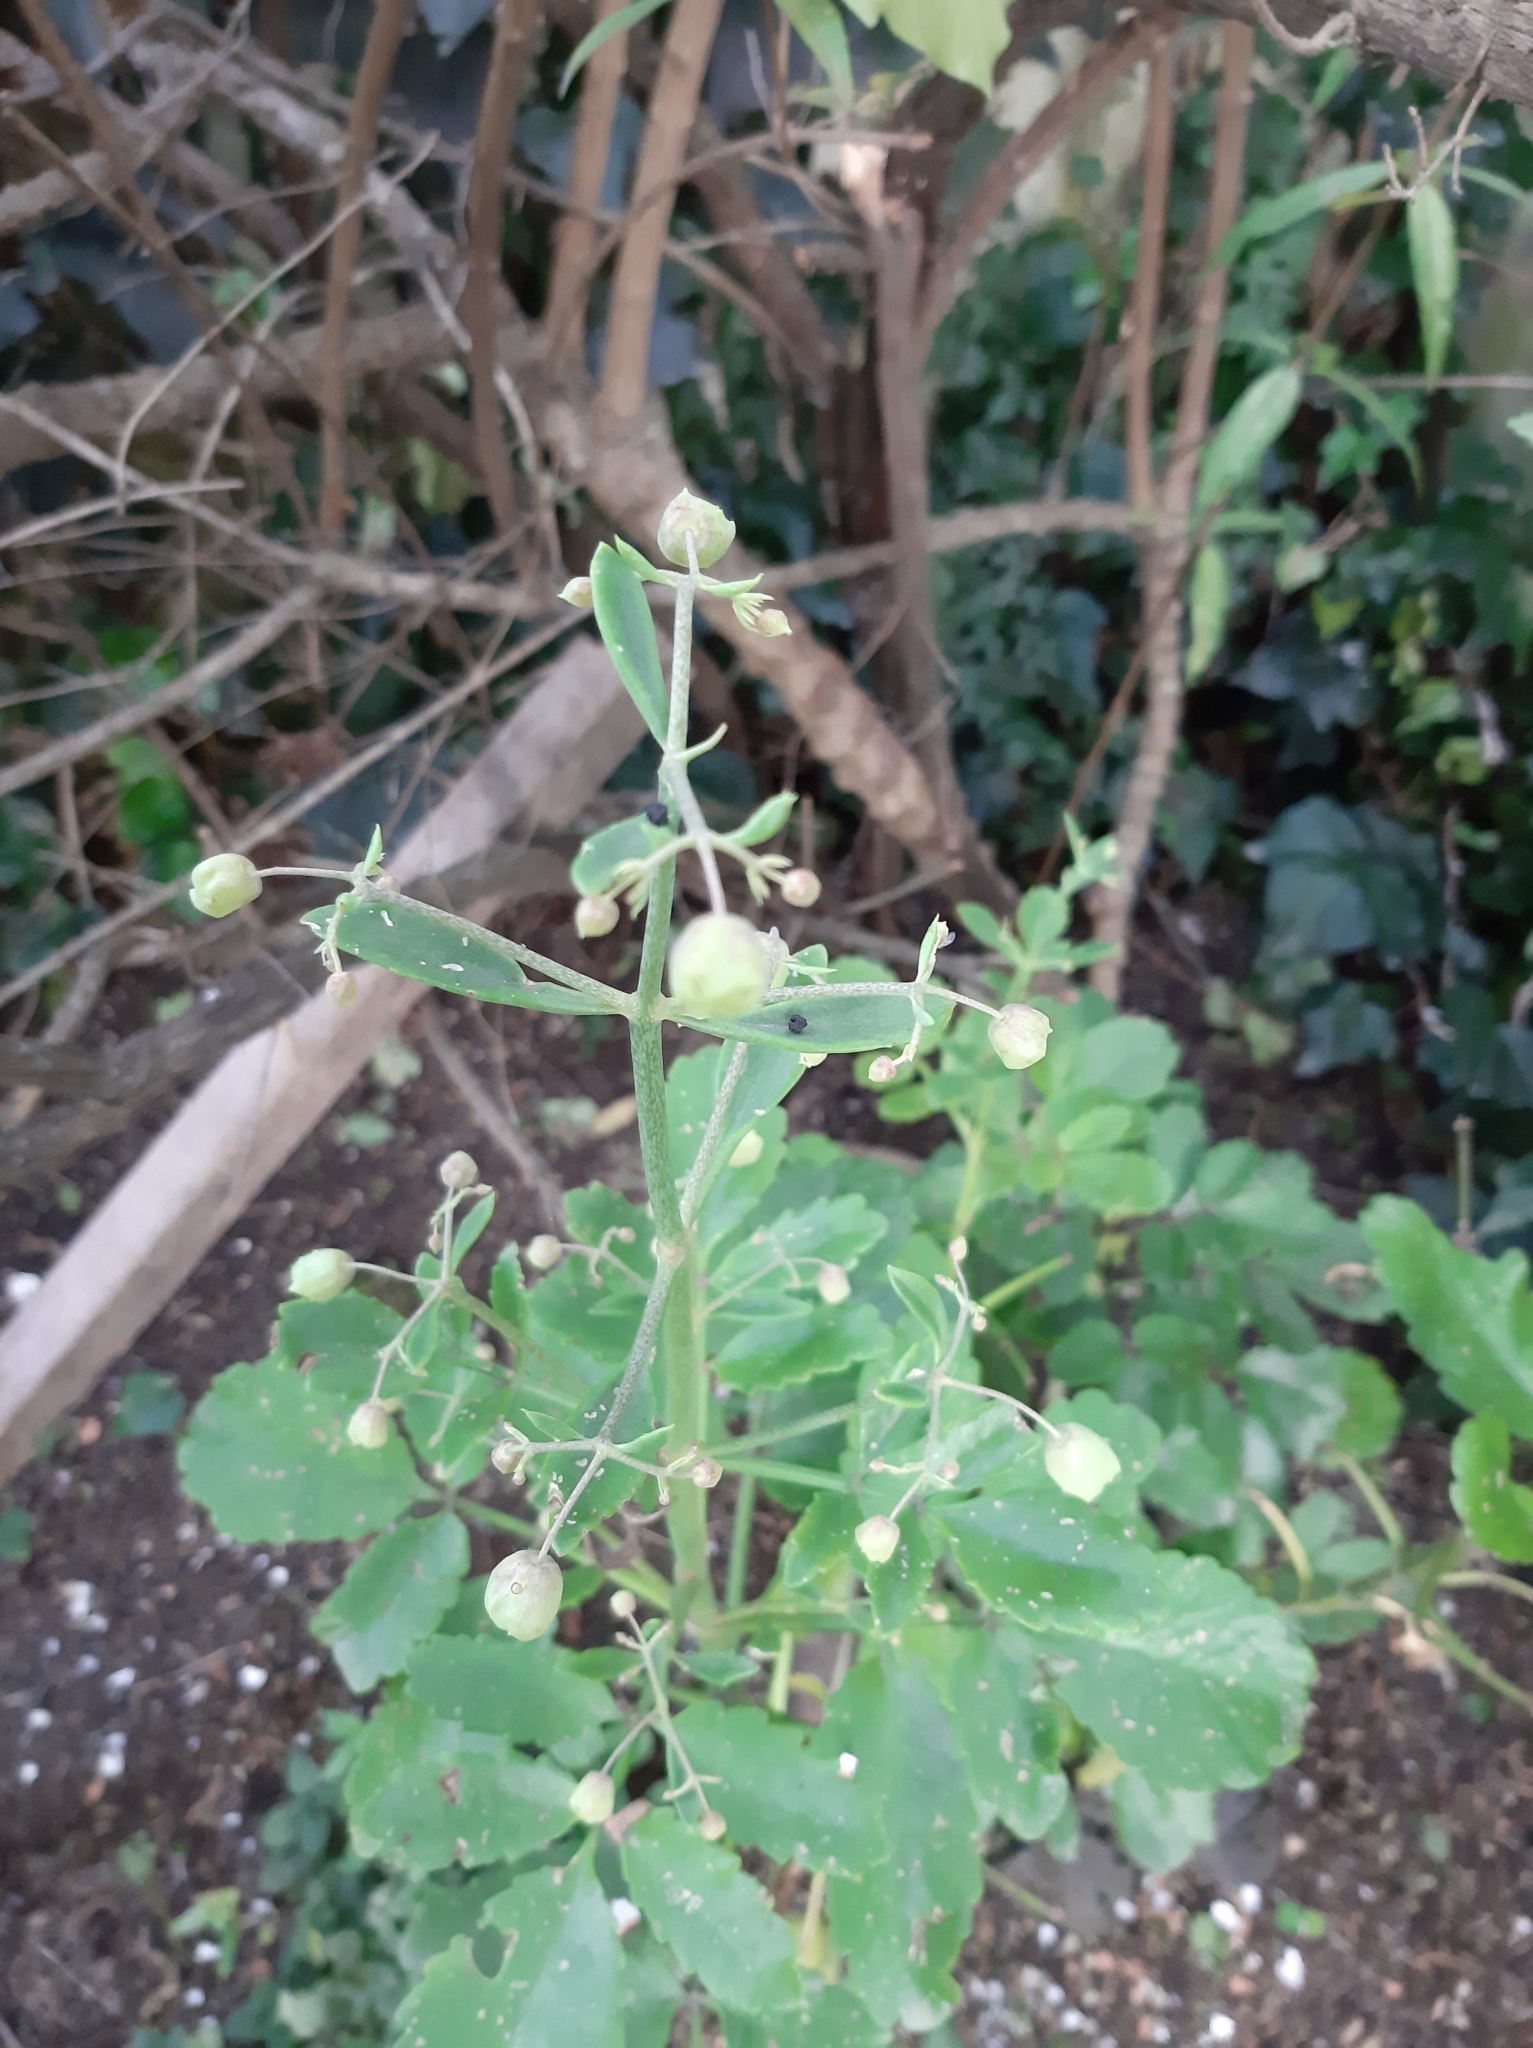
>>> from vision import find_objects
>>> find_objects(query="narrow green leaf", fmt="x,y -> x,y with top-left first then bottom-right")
1449,1412 -> 1533,1562
1312,361 -> 1424,491
1196,365 -> 1302,510
1185,542 -> 1231,682
1407,181 -> 1458,386
777,0 -> 854,101
312,1512 -> 468,1692
591,541 -> 669,742
310,893 -> 620,1015
621,1807 -> 799,2014
559,0 -> 669,98
1214,162 -> 1388,267
732,790 -> 797,846
678,982 -> 948,1057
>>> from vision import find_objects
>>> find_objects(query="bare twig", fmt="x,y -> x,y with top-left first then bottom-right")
317,0 -> 413,534
600,0 -> 726,418
1124,40 -> 1176,515
1249,0 -> 1354,57
545,0 -> 631,360
418,999 -> 565,1230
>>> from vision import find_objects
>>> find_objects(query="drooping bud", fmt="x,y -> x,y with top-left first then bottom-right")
780,867 -> 821,909
690,1456 -> 723,1489
188,853 -> 262,919
326,970 -> 359,1009
854,1514 -> 900,1565
697,1809 -> 728,1841
575,894 -> 619,940
988,1003 -> 1052,1072
728,1129 -> 763,1169
610,1589 -> 638,1620
656,488 -> 735,569
484,1549 -> 563,1640
1043,1422 -> 1121,1503
560,576 -> 595,609
525,1234 -> 564,1272
816,1263 -> 850,1306
669,913 -> 769,1019
346,1398 -> 390,1450
867,1055 -> 898,1085
288,1248 -> 355,1302
570,1770 -> 616,1825
439,1150 -> 479,1190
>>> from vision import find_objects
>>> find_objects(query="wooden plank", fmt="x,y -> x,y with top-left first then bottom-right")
0,636 -> 642,1484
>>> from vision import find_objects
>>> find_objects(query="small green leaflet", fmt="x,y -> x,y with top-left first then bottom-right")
395,1851 -> 623,2048
776,0 -> 853,102
621,1807 -> 799,2015
312,1512 -> 468,1692
1449,1412 -> 1533,1563
571,810 -> 674,897
1215,161 -> 1388,268
1185,542 -> 1231,682
1507,410 -> 1533,450
1196,365 -> 1302,511
307,893 -> 619,1016
590,541 -> 669,740
842,0 -> 1009,91
1407,181 -> 1458,387
559,0 -> 669,99
677,982 -> 945,1057
1109,1769 -> 1216,1874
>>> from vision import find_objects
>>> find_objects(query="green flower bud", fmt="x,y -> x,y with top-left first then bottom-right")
697,1809 -> 728,1841
728,1129 -> 763,1169
347,1398 -> 390,1450
610,1589 -> 637,1620
525,1234 -> 564,1271
669,913 -> 769,1019
780,866 -> 821,908
560,575 -> 595,609
439,1150 -> 479,1190
189,853 -> 262,919
1043,1422 -> 1121,1503
570,1770 -> 616,1825
657,488 -> 735,569
575,894 -> 619,939
854,1513 -> 900,1565
484,1549 -> 562,1640
867,1055 -> 897,1086
816,1263 -> 850,1306
690,1456 -> 723,1489
326,970 -> 359,1009
988,1003 -> 1052,1071
288,1247 -> 355,1302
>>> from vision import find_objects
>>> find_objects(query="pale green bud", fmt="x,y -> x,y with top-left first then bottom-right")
657,488 -> 735,569
575,894 -> 619,939
570,1770 -> 616,1825
439,1150 -> 479,1190
346,1398 -> 390,1450
733,595 -> 791,637
1043,1422 -> 1121,1503
484,1549 -> 562,1640
816,1263 -> 850,1306
610,1589 -> 638,1620
697,1809 -> 728,1841
690,1456 -> 723,1489
854,1514 -> 900,1565
189,853 -> 262,919
867,1055 -> 897,1085
669,913 -> 769,1019
780,867 -> 821,908
326,970 -> 359,1009
525,1234 -> 564,1271
988,1003 -> 1052,1071
560,575 -> 595,608
728,1129 -> 763,1169
288,1247 -> 355,1302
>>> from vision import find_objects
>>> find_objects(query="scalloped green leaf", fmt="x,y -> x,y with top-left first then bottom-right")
672,1701 -> 877,1875
177,1357 -> 427,1541
1449,1411 -> 1533,1563
591,541 -> 668,741
904,1624 -> 1068,1842
621,1807 -> 798,2015
311,1511 -> 468,1692
405,1633 -> 622,1760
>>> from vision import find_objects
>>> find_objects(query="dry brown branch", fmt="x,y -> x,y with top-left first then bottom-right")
1124,41 -> 1176,514
545,0 -> 631,358
600,0 -> 725,418
1248,0 -> 1354,56
318,0 -> 413,535
1090,22 -> 1254,1000
465,0 -> 543,540
418,998 -> 565,1230
917,10 -> 1172,347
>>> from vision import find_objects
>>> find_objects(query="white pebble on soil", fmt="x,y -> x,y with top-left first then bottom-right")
610,1897 -> 642,1937
1236,1882 -> 1262,1916
1036,1923 -> 1060,1951
236,1664 -> 269,1693
1276,1946 -> 1306,1991
1209,1899 -> 1242,1933
1204,2017 -> 1236,2043
17,1760 -> 40,1786
96,1733 -> 126,1780
1113,1897 -> 1139,1924
103,1667 -> 136,1697
25,1708 -> 51,1732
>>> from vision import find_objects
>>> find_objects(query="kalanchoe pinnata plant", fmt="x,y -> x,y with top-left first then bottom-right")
177,492 -> 1379,2046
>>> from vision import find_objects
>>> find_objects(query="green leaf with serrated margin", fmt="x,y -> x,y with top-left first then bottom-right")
912,1625 -> 1069,1842
1109,1769 -> 1216,1874
311,1512 -> 468,1691
591,541 -> 668,741
178,1358 -> 427,1541
1408,181 -> 1458,387
718,1986 -> 888,2048
1362,1194 -> 1533,1436
307,894 -> 618,1015
1196,365 -> 1302,510
406,1633 -> 622,1759
673,1701 -> 877,1874
395,1848 -> 622,2048
1449,1412 -> 1533,1562
621,1807 -> 798,2014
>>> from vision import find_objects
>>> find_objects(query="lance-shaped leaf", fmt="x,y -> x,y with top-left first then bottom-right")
1408,181 -> 1458,387
306,893 -> 620,1015
1196,365 -> 1302,510
675,981 -> 948,1056
1185,542 -> 1231,682
311,1511 -> 468,1692
1214,161 -> 1388,266
621,1807 -> 799,2015
591,540 -> 668,741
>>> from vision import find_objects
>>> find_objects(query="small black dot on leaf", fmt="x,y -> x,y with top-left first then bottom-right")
787,1013 -> 809,1035
645,801 -> 669,827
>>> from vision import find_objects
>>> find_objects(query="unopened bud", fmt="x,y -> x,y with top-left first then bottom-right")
728,1129 -> 764,1169
690,1456 -> 723,1489
867,1055 -> 897,1085
188,852 -> 262,919
439,1150 -> 479,1190
854,1514 -> 900,1565
816,1263 -> 850,1306
484,1549 -> 562,1640
734,596 -> 791,637
1044,1422 -> 1121,1503
525,1234 -> 564,1272
669,913 -> 769,1019
326,970 -> 359,1009
780,867 -> 821,908
610,1589 -> 638,1620
288,1247 -> 355,1302
697,1809 -> 728,1842
657,488 -> 735,569
346,1398 -> 390,1450
988,1003 -> 1052,1072
570,1770 -> 616,1825
575,894 -> 619,940
560,575 -> 594,608
490,1438 -> 523,1475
